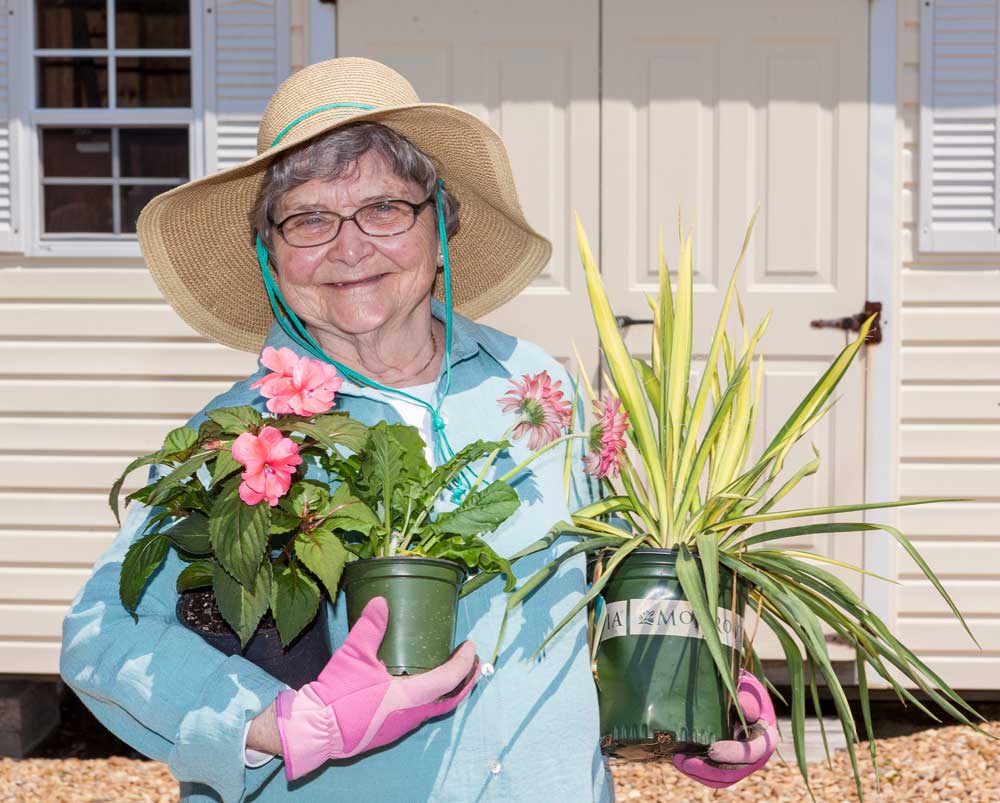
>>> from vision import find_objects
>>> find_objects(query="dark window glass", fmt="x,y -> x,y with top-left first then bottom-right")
36,0 -> 107,49
116,0 -> 190,49
41,129 -> 112,178
121,184 -> 176,232
37,57 -> 108,108
116,57 -> 191,107
120,129 -> 188,178
44,185 -> 113,233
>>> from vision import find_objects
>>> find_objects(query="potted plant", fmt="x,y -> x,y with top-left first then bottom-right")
322,420 -> 520,675
498,214 -> 989,799
112,347 -> 369,689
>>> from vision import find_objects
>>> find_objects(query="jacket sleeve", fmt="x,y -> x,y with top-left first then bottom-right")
60,498 -> 288,803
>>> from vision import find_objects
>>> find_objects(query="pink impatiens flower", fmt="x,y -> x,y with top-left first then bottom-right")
498,370 -> 573,450
251,346 -> 343,416
231,426 -> 303,506
582,395 -> 629,479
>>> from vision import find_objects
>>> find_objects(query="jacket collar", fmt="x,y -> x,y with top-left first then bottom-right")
259,297 -> 511,386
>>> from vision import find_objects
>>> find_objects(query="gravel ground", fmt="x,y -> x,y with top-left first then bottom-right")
2,691 -> 998,802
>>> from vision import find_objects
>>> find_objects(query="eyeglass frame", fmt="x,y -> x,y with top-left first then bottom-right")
269,195 -> 436,248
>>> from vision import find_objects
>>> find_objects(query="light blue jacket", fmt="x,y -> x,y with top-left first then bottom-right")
60,303 -> 616,803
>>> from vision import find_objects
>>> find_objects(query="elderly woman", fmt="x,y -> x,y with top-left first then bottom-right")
60,58 -> 775,802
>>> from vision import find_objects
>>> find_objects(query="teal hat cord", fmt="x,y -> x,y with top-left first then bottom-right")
254,103 -> 473,501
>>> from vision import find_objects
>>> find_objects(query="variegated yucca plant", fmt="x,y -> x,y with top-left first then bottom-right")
499,212 -> 990,799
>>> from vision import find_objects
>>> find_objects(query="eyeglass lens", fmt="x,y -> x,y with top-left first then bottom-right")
281,200 -> 419,246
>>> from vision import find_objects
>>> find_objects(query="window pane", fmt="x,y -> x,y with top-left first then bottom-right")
120,129 -> 189,179
38,58 -> 108,108
44,185 -> 113,233
41,129 -> 112,178
121,184 -> 177,233
36,0 -> 107,49
116,0 -> 190,49
116,57 -> 191,107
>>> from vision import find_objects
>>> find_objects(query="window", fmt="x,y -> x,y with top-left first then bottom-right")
31,0 -> 193,240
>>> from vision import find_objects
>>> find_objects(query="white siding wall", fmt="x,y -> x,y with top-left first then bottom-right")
0,13 -> 309,676
897,0 -> 1000,688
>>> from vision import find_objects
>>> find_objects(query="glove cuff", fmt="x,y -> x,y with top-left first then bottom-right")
275,686 -> 345,781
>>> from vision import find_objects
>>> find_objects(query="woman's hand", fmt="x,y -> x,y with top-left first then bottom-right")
274,596 -> 479,780
672,669 -> 778,789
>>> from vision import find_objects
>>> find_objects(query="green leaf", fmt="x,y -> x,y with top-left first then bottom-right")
674,544 -> 740,707
211,448 -> 243,486
357,422 -> 402,528
270,563 -> 321,647
176,560 -> 214,592
292,414 -> 369,454
418,439 -> 511,512
208,480 -> 270,588
213,561 -> 271,649
119,533 -> 170,619
323,483 -> 381,535
281,480 -> 334,519
268,507 -> 301,534
295,526 -> 348,600
206,405 -> 264,434
163,425 -> 198,457
109,450 -> 166,523
164,512 -> 211,554
425,536 -> 512,591
146,451 -> 213,507
432,481 -> 519,537
761,609 -> 813,798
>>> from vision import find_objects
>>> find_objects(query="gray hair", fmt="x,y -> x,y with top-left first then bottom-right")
253,122 -> 460,253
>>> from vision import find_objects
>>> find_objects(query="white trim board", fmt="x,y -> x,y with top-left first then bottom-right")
863,0 -> 899,688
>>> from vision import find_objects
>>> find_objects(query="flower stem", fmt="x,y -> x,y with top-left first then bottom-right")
496,433 -> 589,484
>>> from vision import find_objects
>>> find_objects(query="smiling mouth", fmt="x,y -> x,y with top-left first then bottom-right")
329,273 -> 389,289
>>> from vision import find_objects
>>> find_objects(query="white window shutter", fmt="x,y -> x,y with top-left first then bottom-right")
205,0 -> 290,173
919,0 -> 1000,252
0,0 -> 22,253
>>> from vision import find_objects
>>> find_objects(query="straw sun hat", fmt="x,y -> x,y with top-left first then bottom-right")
137,57 -> 551,353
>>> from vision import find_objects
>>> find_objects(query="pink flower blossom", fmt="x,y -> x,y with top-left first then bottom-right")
231,426 -> 303,506
251,346 -> 343,416
583,395 -> 629,479
498,370 -> 573,450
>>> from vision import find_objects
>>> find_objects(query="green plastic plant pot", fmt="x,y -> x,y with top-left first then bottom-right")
594,548 -> 746,760
342,556 -> 467,675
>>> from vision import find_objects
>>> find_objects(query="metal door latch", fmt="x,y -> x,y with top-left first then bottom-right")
615,315 -> 654,330
810,301 -> 882,344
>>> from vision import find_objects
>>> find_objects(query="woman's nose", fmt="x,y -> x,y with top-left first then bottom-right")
324,218 -> 373,265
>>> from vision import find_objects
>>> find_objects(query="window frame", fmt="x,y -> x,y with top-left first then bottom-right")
17,0 -> 206,258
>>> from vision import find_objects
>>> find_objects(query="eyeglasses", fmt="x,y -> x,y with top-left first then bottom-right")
271,196 -> 435,248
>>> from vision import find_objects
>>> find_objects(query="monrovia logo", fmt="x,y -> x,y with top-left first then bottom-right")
600,598 -> 742,648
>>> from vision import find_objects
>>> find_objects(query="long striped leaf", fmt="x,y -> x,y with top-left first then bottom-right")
675,545 -> 740,706
575,215 -> 667,531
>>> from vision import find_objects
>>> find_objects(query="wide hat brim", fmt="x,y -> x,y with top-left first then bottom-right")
137,59 -> 551,353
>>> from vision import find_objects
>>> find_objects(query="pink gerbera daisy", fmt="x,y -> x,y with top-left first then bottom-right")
582,395 -> 629,479
251,346 -> 343,416
497,370 -> 573,450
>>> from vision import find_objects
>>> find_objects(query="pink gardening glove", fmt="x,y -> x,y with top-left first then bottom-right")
673,669 -> 779,789
274,596 -> 479,780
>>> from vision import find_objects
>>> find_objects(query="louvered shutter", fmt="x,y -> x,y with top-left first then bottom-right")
0,0 -> 21,253
205,0 -> 290,172
919,0 -> 1000,252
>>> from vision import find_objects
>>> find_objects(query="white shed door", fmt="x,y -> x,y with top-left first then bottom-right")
336,0 -> 600,369
602,0 -> 870,660
340,1 -> 872,661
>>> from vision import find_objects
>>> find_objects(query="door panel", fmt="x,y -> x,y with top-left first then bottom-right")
602,1 -> 870,660
337,1 -> 600,372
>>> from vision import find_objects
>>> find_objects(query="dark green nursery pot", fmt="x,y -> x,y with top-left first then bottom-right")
342,556 -> 466,675
594,548 -> 746,759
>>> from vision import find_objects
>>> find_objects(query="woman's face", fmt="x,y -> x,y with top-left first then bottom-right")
271,151 -> 439,338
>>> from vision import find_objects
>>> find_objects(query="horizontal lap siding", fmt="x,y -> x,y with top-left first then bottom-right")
897,0 -> 1000,688
0,267 -> 258,674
